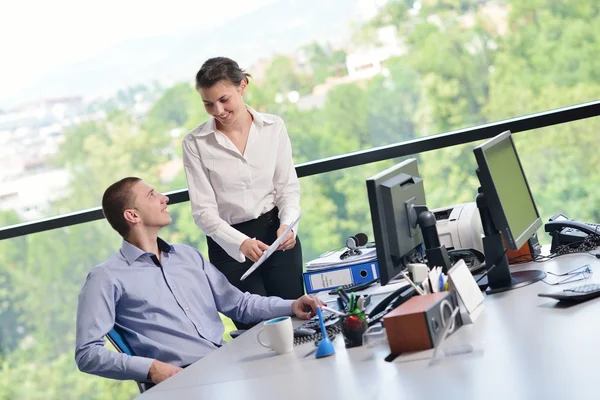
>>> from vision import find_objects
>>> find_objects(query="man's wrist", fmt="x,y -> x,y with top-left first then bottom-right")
147,360 -> 156,381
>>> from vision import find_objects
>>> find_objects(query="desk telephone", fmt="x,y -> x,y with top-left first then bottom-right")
545,213 -> 600,253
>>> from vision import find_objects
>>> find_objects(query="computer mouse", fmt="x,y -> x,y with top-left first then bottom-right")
294,327 -> 316,337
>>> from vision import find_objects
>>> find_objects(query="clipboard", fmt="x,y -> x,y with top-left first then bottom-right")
240,214 -> 302,281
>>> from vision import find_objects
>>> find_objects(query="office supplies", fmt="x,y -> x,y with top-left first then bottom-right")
320,305 -> 347,317
241,214 -> 301,281
362,324 -> 388,348
303,260 -> 380,294
407,263 -> 428,283
473,130 -> 546,293
400,270 -> 425,295
429,305 -> 462,366
356,295 -> 365,312
448,259 -> 485,323
306,246 -> 377,270
327,278 -> 379,295
315,307 -> 335,358
538,283 -> 600,302
341,314 -> 368,348
383,291 -> 463,354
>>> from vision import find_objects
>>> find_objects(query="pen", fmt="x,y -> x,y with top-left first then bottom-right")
320,305 -> 347,316
357,295 -> 365,312
400,270 -> 425,295
427,273 -> 433,295
336,297 -> 345,312
438,273 -> 444,292
336,288 -> 349,310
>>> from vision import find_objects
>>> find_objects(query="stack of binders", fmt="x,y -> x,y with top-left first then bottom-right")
303,247 -> 379,294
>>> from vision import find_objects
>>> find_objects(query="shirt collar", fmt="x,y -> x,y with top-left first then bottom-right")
120,237 -> 174,265
195,105 -> 276,137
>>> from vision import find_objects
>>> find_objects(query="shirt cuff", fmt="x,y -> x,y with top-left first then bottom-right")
273,299 -> 295,317
212,226 -> 249,263
279,209 -> 300,237
128,356 -> 156,382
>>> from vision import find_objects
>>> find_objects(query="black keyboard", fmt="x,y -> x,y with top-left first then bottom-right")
538,283 -> 600,302
293,311 -> 341,346
327,278 -> 379,295
293,325 -> 341,346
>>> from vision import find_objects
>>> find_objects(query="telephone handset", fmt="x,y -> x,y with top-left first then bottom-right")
545,213 -> 600,253
367,285 -> 417,326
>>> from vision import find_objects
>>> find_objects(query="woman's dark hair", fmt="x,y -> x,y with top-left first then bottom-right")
102,177 -> 141,238
195,57 -> 251,90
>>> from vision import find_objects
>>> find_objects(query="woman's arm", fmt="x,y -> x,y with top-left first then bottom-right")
272,118 -> 301,232
182,136 -> 248,262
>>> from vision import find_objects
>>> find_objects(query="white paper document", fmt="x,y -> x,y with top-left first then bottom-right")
305,247 -> 378,270
240,214 -> 301,281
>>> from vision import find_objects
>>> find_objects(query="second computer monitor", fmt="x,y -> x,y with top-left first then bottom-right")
473,130 -> 542,250
366,158 -> 426,285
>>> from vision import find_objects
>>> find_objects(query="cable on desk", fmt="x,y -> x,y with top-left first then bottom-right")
476,248 -> 508,283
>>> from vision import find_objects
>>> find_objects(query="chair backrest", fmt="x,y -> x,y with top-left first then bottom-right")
106,327 -> 153,393
106,326 -> 135,355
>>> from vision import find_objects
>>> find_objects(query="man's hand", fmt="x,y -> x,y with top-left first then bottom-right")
148,360 -> 183,384
240,238 -> 269,262
291,294 -> 325,319
276,224 -> 296,251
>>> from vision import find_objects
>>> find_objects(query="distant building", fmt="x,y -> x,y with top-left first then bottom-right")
0,169 -> 71,221
297,25 -> 405,109
345,25 -> 405,79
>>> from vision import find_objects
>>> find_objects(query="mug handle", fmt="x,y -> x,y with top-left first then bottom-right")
257,327 -> 271,348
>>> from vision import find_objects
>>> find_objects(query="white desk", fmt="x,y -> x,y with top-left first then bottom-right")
137,254 -> 600,400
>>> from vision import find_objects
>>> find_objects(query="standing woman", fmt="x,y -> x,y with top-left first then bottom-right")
182,57 -> 304,329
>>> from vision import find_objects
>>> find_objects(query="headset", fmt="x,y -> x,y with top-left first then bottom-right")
340,233 -> 368,260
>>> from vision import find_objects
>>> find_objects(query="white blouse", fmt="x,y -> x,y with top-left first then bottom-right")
182,105 -> 301,262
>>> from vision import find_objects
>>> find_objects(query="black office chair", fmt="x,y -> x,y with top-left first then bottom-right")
229,329 -> 247,339
106,327 -> 155,393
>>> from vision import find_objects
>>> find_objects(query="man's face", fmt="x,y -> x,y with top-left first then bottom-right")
126,181 -> 171,230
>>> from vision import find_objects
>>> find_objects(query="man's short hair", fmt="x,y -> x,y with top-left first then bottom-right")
102,177 -> 142,238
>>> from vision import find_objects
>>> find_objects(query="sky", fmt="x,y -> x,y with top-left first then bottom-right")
0,0 -> 280,104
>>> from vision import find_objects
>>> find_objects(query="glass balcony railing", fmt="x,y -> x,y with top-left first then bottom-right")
1,101 -> 599,399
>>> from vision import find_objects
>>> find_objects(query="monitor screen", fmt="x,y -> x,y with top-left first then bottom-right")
366,158 -> 426,285
473,130 -> 541,250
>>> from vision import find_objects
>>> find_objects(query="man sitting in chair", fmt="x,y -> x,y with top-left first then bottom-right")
75,177 -> 320,385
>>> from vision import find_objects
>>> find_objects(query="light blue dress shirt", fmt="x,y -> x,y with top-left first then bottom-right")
75,238 -> 293,381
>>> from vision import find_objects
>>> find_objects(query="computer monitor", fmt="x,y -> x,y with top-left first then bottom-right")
366,158 -> 426,286
473,130 -> 546,293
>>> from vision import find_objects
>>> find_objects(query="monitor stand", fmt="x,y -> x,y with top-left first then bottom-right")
476,188 -> 546,294
411,205 -> 452,273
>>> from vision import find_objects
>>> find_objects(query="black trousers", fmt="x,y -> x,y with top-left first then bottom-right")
207,207 -> 305,330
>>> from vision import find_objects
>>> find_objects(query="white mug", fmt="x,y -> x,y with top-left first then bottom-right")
257,316 -> 294,354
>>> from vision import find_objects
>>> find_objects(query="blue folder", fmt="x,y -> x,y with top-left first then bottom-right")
303,260 -> 379,294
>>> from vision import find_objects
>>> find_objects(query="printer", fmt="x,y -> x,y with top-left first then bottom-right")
431,202 -> 484,255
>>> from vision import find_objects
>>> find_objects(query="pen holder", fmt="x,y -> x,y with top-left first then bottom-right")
341,313 -> 368,348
